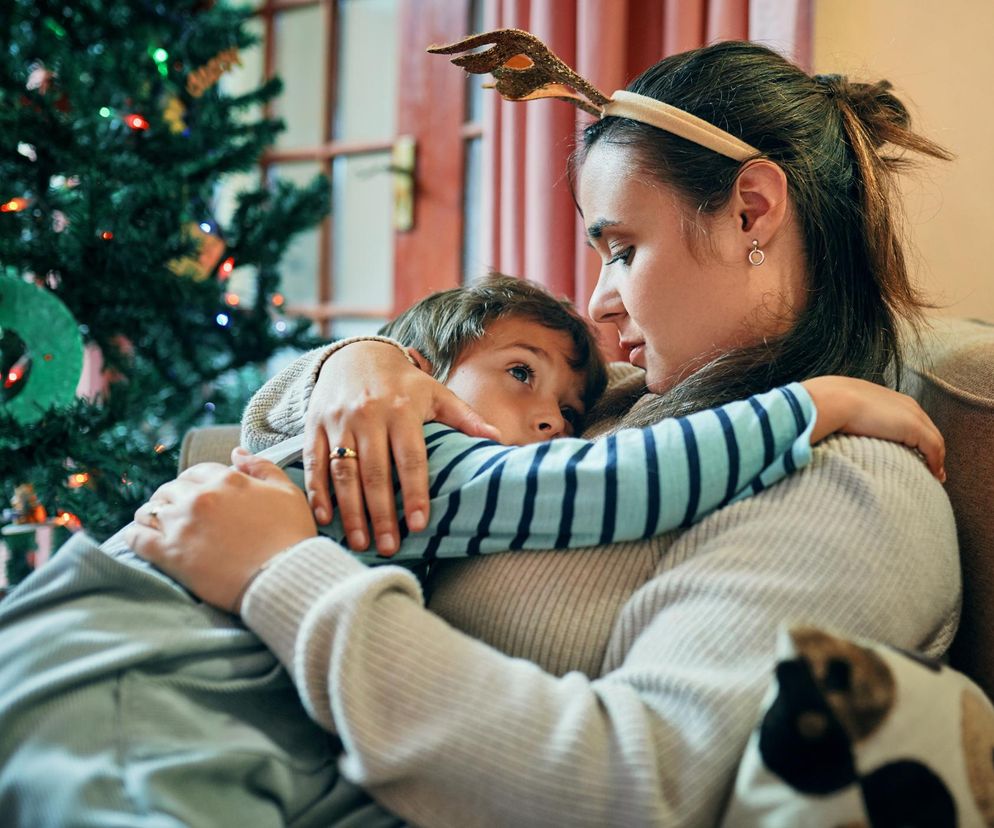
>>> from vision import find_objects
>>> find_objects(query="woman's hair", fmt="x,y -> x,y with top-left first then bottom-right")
574,41 -> 952,428
379,273 -> 608,417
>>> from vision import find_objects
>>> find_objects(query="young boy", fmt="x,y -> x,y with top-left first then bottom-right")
259,273 -> 943,565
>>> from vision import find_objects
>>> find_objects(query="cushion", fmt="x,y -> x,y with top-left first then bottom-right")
902,318 -> 994,698
723,624 -> 994,827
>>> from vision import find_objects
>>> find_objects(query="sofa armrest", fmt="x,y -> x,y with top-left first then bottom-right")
177,425 -> 243,473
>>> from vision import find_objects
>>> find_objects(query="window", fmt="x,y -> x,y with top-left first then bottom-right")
222,0 -> 482,339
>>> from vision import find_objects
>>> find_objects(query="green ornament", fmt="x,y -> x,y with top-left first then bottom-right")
0,277 -> 83,424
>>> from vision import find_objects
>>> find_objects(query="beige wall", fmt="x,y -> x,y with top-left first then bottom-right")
814,1 -> 994,322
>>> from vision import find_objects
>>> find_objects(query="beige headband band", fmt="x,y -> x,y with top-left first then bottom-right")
602,90 -> 758,161
428,28 -> 759,163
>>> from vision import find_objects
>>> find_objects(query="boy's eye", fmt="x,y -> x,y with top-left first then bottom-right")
508,364 -> 534,383
607,246 -> 634,266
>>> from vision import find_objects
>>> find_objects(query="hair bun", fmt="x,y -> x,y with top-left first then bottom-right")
815,74 -> 911,149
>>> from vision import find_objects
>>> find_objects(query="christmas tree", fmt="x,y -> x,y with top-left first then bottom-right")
0,0 -> 329,544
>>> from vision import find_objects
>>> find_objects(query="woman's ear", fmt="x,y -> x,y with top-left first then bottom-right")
407,347 -> 434,375
729,160 -> 789,243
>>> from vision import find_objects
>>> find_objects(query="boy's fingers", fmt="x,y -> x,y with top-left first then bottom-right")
433,388 -> 501,442
303,424 -> 332,524
328,431 -> 370,552
389,421 -> 430,535
356,430 -> 398,556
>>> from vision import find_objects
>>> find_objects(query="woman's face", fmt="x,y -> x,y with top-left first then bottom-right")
579,141 -> 796,393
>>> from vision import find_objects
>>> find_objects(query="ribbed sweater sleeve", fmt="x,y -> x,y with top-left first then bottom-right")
240,336 -> 411,451
241,437 -> 960,827
241,344 -> 337,451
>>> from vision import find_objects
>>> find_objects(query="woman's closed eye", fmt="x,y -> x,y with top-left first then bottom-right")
607,245 -> 634,266
508,363 -> 535,384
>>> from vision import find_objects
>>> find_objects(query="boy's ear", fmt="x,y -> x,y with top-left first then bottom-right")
407,347 -> 434,375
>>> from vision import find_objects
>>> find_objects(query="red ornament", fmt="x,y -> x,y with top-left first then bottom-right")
219,256 -> 235,278
100,231 -> 114,240
124,113 -> 149,131
1,197 -> 28,213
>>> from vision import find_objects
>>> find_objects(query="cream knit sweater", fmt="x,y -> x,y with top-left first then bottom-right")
240,345 -> 960,827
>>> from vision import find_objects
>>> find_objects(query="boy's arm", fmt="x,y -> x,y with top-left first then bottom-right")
350,383 -> 815,561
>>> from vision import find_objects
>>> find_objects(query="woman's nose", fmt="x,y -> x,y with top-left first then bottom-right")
588,268 -> 623,324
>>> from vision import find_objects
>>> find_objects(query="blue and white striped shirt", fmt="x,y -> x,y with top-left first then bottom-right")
262,383 -> 815,564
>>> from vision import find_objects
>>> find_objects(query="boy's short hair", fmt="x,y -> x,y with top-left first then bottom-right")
379,273 -> 608,417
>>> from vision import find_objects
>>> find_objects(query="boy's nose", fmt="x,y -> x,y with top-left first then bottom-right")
533,404 -> 566,440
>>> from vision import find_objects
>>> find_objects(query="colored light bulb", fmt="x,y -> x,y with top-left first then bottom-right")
125,113 -> 150,131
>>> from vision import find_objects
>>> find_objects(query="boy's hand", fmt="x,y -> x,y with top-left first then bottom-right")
305,342 -> 500,556
801,376 -> 946,481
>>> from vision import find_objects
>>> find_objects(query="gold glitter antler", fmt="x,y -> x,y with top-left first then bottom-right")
427,29 -> 610,117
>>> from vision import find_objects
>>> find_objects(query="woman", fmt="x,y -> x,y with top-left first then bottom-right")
126,39 -> 958,826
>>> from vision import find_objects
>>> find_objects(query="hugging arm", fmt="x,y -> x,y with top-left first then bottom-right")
337,383 -> 816,561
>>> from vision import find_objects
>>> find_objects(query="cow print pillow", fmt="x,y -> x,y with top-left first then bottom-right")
722,625 -> 994,827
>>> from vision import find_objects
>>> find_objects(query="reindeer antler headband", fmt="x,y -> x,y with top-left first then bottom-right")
428,28 -> 759,163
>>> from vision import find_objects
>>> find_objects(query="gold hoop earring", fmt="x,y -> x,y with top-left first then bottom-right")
748,239 -> 765,266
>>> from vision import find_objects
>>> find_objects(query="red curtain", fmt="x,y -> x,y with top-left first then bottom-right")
480,0 -> 812,353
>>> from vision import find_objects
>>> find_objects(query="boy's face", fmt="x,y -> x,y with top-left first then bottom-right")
444,317 -> 588,445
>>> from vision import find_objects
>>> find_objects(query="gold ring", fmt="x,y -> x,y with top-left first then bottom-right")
147,504 -> 161,529
330,446 -> 358,461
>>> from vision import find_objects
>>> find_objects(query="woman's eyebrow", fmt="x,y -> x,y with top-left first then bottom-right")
586,218 -> 620,239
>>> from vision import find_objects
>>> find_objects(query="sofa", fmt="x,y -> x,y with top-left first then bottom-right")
178,316 -> 994,822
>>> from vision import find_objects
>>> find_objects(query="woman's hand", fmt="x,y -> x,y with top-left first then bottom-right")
801,376 -> 946,481
304,341 -> 500,557
123,448 -> 317,612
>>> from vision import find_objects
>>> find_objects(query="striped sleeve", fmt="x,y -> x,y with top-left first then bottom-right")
312,382 -> 815,562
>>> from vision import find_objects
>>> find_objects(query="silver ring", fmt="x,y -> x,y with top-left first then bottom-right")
331,446 -> 358,461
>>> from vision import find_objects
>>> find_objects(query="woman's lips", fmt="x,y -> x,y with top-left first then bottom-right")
625,343 -> 645,367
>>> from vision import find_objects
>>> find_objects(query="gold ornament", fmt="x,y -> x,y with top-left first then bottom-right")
163,95 -> 187,133
167,222 -> 226,281
186,47 -> 241,98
